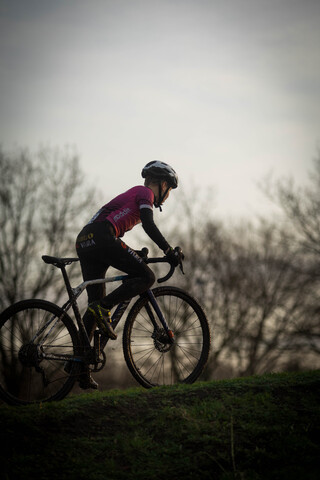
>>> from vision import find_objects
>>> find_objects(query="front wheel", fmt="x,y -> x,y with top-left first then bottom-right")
0,299 -> 80,405
123,287 -> 211,388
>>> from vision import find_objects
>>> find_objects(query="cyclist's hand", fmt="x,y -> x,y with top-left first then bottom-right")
165,246 -> 184,267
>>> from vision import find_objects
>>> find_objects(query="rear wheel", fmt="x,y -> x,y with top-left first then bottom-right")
123,287 -> 211,388
0,299 -> 80,405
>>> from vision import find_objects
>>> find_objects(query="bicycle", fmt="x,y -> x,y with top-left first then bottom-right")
0,249 -> 211,405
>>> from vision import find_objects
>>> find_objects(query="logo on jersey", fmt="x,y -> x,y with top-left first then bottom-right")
113,208 -> 131,222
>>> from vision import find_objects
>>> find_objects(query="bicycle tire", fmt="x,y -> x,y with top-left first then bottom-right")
0,299 -> 81,405
123,286 -> 211,388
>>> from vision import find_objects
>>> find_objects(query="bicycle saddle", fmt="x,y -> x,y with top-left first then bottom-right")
42,255 -> 80,267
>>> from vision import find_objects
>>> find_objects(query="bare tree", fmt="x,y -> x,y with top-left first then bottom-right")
260,153 -> 320,256
0,145 -> 98,310
260,153 -> 320,357
202,220 -> 319,377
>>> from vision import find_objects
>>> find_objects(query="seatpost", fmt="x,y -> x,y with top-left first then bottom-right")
59,264 -> 82,320
60,264 -> 74,300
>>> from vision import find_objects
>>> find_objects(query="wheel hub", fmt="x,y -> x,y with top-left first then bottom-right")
153,328 -> 174,353
18,343 -> 41,367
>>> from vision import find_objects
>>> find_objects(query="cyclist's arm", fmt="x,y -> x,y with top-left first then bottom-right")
140,208 -> 171,253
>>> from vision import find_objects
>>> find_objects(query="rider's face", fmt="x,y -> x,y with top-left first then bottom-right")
161,182 -> 172,203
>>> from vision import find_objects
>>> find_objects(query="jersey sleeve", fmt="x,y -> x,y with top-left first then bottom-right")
140,208 -> 170,253
136,186 -> 154,211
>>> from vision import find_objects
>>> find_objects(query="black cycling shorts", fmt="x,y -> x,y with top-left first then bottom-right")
76,221 -> 155,307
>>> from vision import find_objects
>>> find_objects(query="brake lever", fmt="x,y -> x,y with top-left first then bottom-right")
179,261 -> 185,275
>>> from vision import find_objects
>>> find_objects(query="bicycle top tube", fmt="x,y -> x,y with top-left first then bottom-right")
72,274 -> 128,297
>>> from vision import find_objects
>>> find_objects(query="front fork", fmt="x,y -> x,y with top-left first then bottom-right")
145,290 -> 175,343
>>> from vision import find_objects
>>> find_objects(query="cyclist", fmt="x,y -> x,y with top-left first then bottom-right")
75,161 -> 183,389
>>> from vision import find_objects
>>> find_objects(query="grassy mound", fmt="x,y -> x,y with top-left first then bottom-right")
1,370 -> 319,479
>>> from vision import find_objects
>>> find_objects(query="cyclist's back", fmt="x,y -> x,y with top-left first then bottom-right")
87,185 -> 154,237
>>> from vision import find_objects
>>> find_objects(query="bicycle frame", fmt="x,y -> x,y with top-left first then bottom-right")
36,262 -> 174,366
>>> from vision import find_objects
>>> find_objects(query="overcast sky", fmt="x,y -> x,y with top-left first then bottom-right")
1,0 -> 319,219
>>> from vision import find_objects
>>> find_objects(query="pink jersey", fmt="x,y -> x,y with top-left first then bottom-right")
88,186 -> 154,237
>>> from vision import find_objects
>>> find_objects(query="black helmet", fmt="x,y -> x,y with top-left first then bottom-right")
141,161 -> 178,189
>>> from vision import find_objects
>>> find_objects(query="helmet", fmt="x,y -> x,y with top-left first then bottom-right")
141,161 -> 178,189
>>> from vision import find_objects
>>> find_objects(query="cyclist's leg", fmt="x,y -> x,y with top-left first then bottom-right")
76,223 -> 111,338
76,223 -> 155,389
76,222 -> 155,328
98,237 -> 155,310
78,256 -> 108,339
67,253 -> 103,389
